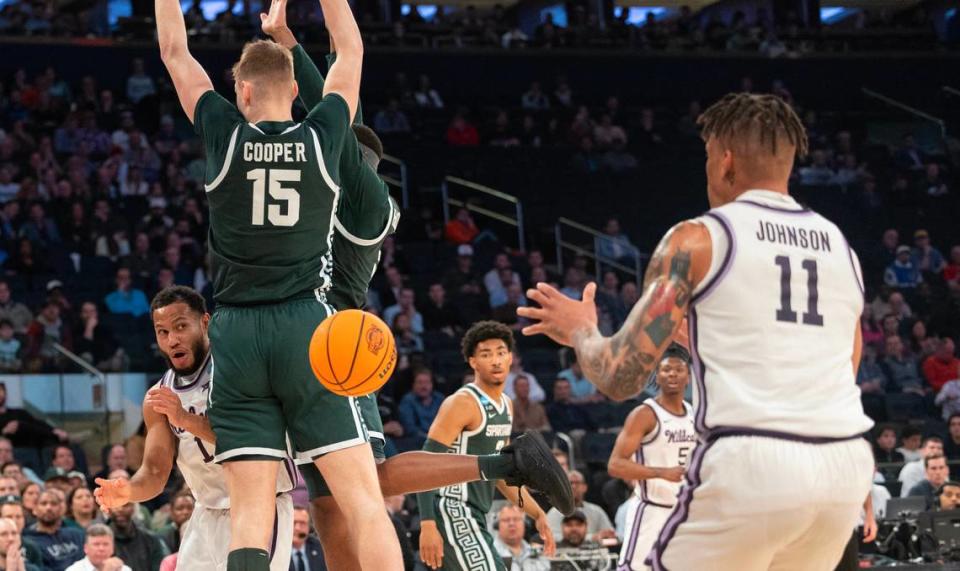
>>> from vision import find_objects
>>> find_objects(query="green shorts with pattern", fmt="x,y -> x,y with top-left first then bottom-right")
435,498 -> 506,571
299,393 -> 385,498
207,295 -> 370,463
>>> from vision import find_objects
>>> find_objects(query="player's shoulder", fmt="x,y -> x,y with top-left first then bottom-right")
194,90 -> 244,130
627,401 -> 658,426
304,93 -> 350,129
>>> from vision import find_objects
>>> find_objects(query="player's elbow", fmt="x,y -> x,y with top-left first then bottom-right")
607,458 -> 626,478
158,41 -> 186,65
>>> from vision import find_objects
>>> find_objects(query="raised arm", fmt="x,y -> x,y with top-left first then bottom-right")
317,0 -> 362,121
607,405 -> 683,482
95,402 -> 175,508
519,221 -> 711,401
156,0 -> 213,123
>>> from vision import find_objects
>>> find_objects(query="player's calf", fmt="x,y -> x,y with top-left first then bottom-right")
310,496 -> 361,570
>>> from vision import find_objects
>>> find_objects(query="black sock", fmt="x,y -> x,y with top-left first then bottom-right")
227,548 -> 270,571
478,454 -> 514,480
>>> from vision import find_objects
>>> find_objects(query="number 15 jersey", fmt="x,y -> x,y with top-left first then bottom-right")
195,90 -> 350,305
156,353 -> 296,509
689,190 -> 873,440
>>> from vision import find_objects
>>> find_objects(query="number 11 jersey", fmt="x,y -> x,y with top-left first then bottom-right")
195,90 -> 351,305
689,189 -> 872,440
157,353 -> 296,509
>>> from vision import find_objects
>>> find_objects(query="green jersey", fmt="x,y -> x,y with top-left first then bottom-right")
194,90 -> 350,305
289,45 -> 399,311
438,384 -> 513,513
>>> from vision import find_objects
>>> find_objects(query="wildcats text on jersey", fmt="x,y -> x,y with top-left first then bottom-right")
663,428 -> 697,445
755,220 -> 832,252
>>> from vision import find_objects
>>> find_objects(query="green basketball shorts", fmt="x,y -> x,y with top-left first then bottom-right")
207,295 -> 370,463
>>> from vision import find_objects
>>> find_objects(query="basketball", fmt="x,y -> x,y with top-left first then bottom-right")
309,309 -> 397,397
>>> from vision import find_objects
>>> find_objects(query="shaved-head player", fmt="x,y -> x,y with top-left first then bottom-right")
520,93 -> 873,570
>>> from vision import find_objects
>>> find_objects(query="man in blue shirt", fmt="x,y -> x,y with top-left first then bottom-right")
557,355 -> 601,402
23,490 -> 84,571
104,268 -> 150,317
398,369 -> 443,449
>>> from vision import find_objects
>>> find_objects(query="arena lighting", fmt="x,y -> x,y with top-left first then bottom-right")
400,4 -> 438,20
820,7 -> 857,24
539,4 -> 568,27
612,6 -> 670,26
177,0 -> 252,21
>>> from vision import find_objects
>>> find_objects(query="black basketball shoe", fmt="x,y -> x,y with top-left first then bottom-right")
500,431 -> 575,516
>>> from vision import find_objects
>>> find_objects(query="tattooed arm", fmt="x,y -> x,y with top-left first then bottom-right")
518,221 -> 711,401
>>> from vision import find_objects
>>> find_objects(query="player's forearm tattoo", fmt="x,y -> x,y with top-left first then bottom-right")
572,232 -> 694,401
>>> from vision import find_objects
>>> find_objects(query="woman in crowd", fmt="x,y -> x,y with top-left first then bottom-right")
64,486 -> 102,529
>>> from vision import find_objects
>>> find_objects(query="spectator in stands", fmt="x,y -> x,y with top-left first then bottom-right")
92,445 -> 128,486
937,376 -> 960,421
66,523 -> 131,571
0,516 -> 34,571
1,501 -> 43,566
895,134 -> 926,171
546,379 -> 593,433
0,383 -> 69,449
421,283 -> 461,334
290,505 -> 325,571
596,218 -> 636,264
548,469 -> 616,542
908,454 -> 950,509
393,313 -> 424,357
945,415 -> 960,461
24,490 -> 84,571
558,268 -> 585,301
885,246 -> 923,290
383,288 -> 424,335
75,303 -> 124,372
881,335 -> 926,395
125,58 -> 155,104
19,484 -> 39,522
0,282 -> 32,335
373,99 -> 411,134
934,482 -> 960,512
483,253 -> 521,305
944,245 -> 960,288
557,510 -> 599,550
923,337 -> 959,394
398,369 -> 443,449
558,354 -> 601,403
521,82 -> 550,111
104,268 -> 149,318
504,354 -> 546,403
442,245 -> 487,321
0,445 -> 41,486
912,229 -> 946,274
511,376 -> 550,433
873,425 -> 904,463
797,150 -> 834,186
600,137 -> 638,173
920,163 -> 949,197
107,502 -> 167,571
0,320 -> 22,373
64,487 -> 101,530
444,208 -> 481,246
493,504 -> 549,571
592,115 -> 626,150
0,478 -> 17,497
156,493 -> 193,553
445,111 -> 480,147
413,75 -> 444,109
900,436 -> 943,497
20,203 -> 60,247
492,284 -> 529,330
899,425 -> 923,463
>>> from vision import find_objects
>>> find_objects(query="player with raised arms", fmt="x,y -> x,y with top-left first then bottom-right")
256,3 -> 573,567
153,0 -> 402,565
608,347 -> 695,571
519,93 -> 874,570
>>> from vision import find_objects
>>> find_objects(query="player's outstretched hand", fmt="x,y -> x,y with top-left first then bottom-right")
535,514 -> 556,557
260,0 -> 289,38
94,477 -> 132,510
145,387 -> 188,429
517,282 -> 599,347
419,521 -> 444,569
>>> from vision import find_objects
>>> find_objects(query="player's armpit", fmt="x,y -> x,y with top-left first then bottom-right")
424,392 -> 482,447
607,405 -> 657,480
574,221 -> 711,401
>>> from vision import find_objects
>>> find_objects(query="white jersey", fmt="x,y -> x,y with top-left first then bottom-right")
689,189 -> 873,439
157,354 -> 296,510
634,399 -> 696,507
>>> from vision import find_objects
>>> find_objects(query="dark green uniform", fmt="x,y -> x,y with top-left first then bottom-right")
195,89 -> 368,462
286,45 -> 401,495
435,384 -> 512,571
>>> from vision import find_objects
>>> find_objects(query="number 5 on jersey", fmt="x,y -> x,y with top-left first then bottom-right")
247,168 -> 301,227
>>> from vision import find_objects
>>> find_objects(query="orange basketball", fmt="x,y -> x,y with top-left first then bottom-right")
309,309 -> 397,397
